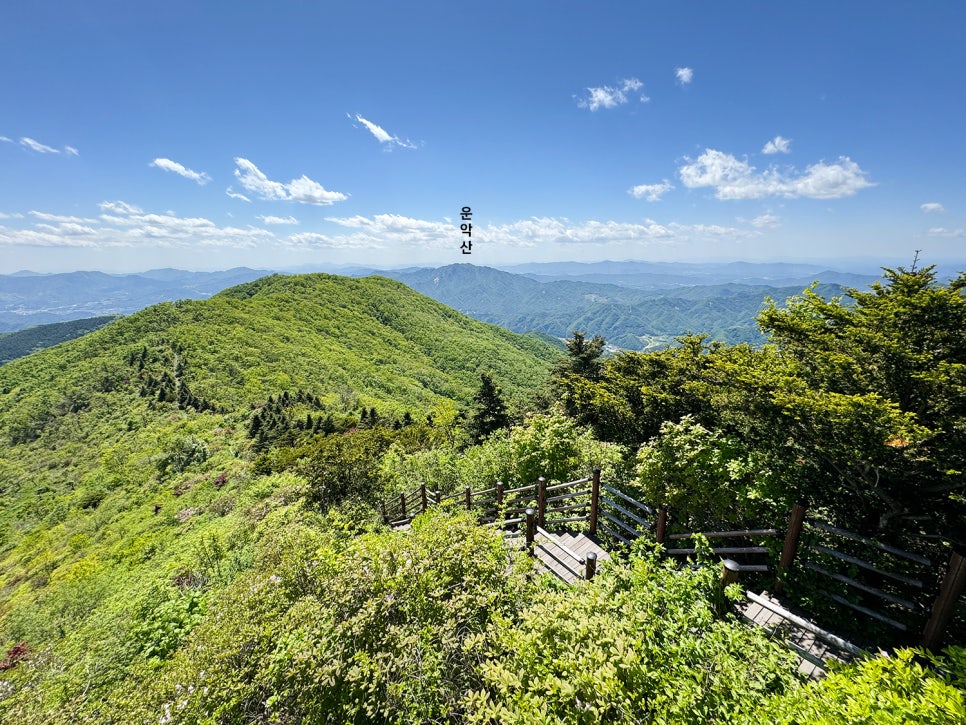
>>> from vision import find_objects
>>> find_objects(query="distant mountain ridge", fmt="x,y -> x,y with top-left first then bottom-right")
376,263 -> 857,350
0,267 -> 269,332
0,262 -> 880,354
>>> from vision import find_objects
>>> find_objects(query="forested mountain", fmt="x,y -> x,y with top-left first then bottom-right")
383,263 -> 848,349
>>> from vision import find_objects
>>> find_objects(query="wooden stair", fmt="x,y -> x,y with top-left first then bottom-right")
534,531 -> 610,584
737,590 -> 865,679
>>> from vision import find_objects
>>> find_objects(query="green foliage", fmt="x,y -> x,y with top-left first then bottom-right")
127,586 -> 207,661
467,540 -> 798,724
378,413 -> 630,496
636,416 -> 777,529
112,509 -> 531,724
758,266 -> 966,541
748,647 -> 966,724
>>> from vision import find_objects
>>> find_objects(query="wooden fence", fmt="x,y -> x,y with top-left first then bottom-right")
378,473 -> 966,652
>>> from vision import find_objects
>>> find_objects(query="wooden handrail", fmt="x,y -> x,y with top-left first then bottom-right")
807,519 -> 931,566
668,528 -> 779,540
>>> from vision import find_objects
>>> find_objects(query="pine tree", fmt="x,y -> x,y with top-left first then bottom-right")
469,372 -> 511,443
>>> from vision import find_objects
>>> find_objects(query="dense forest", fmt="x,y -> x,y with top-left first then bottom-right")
0,268 -> 964,723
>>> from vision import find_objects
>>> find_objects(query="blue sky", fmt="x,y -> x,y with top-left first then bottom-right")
1,1 -> 964,273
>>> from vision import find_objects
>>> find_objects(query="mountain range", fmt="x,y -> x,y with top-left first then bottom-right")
1,262 -> 884,356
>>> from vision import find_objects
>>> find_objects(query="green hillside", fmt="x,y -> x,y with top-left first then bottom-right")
1,268 -> 963,723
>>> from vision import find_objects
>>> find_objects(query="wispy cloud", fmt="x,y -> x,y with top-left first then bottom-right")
0,212 -> 24,219
628,181 -> 674,202
258,215 -> 298,225
150,158 -> 211,185
351,114 -> 417,150
762,136 -> 792,154
20,137 -> 60,153
233,158 -> 348,205
921,202 -> 945,214
225,187 -> 251,203
283,232 -> 384,250
64,146 -> 79,156
576,78 -> 649,111
678,148 -> 874,200
928,227 -> 965,238
1,136 -> 13,143
675,67 -> 694,86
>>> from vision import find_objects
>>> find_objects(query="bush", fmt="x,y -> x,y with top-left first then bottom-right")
747,647 -> 966,724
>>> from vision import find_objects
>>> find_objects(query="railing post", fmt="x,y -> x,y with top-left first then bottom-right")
380,500 -> 388,525
718,559 -> 741,614
525,508 -> 536,555
399,492 -> 407,521
537,476 -> 546,529
420,482 -> 427,512
589,469 -> 600,537
584,551 -> 598,580
496,481 -> 504,507
656,507 -> 668,546
922,548 -> 966,651
774,502 -> 807,595
434,489 -> 442,505
465,485 -> 472,510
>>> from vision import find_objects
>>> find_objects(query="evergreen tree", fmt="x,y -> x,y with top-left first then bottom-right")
553,330 -> 606,381
468,372 -> 511,443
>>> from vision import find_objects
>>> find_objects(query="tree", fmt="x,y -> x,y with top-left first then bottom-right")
468,372 -> 511,443
555,330 -> 606,381
757,265 -> 966,540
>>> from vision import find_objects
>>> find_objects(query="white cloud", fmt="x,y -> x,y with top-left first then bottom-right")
480,217 -> 749,248
0,201 -> 276,249
325,213 -> 454,248
762,136 -> 792,154
225,187 -> 251,203
64,145 -> 79,156
1,136 -> 13,143
150,158 -> 211,185
351,114 -> 417,150
233,158 -> 348,205
628,181 -> 674,201
576,78 -> 648,111
30,211 -> 98,224
921,202 -> 945,214
0,212 -> 24,219
99,201 -> 143,214
20,137 -> 59,153
749,213 -> 782,228
675,67 -> 694,85
258,215 -> 298,225
928,227 -> 966,238
679,148 -> 874,200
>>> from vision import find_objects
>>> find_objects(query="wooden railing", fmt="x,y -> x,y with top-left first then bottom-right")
377,477 -> 966,652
